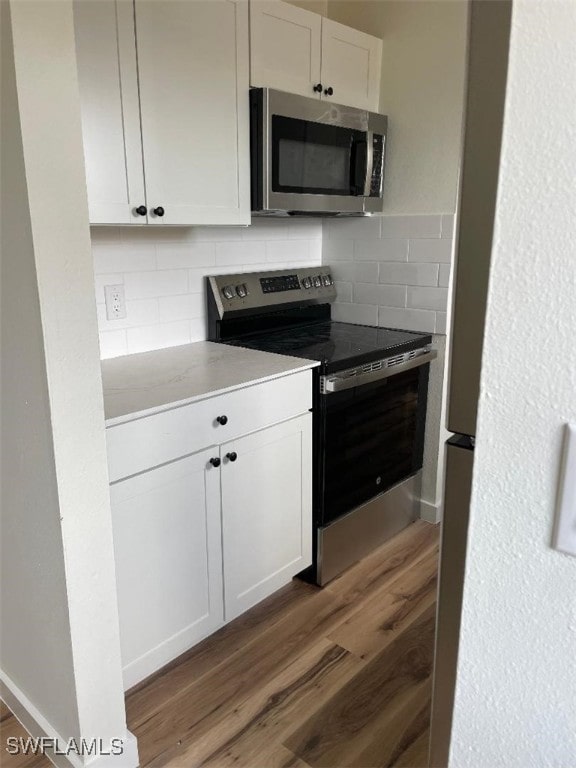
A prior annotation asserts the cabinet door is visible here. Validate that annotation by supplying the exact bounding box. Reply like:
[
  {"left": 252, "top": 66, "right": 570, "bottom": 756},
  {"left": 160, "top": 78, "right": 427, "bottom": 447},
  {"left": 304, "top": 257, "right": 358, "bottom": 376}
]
[
  {"left": 73, "top": 0, "right": 147, "bottom": 224},
  {"left": 250, "top": 0, "right": 322, "bottom": 100},
  {"left": 134, "top": 0, "right": 250, "bottom": 226},
  {"left": 221, "top": 414, "right": 312, "bottom": 622},
  {"left": 110, "top": 448, "right": 223, "bottom": 689},
  {"left": 320, "top": 18, "right": 382, "bottom": 111}
]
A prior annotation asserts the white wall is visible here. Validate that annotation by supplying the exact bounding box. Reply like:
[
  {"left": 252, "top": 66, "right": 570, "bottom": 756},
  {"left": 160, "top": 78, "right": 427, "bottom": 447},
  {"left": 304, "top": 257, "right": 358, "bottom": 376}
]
[
  {"left": 1, "top": 2, "right": 135, "bottom": 764},
  {"left": 92, "top": 219, "right": 322, "bottom": 358},
  {"left": 449, "top": 1, "right": 576, "bottom": 764},
  {"left": 0, "top": 0, "right": 80, "bottom": 742}
]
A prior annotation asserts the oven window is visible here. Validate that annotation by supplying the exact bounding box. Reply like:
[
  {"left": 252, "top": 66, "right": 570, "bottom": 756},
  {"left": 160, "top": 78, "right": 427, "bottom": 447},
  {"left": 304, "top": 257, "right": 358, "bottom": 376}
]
[
  {"left": 272, "top": 115, "right": 365, "bottom": 196},
  {"left": 320, "top": 367, "right": 428, "bottom": 526}
]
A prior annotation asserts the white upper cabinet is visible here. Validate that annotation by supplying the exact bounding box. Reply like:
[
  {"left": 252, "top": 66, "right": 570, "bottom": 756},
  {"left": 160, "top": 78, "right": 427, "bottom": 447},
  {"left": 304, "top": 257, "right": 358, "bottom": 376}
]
[
  {"left": 250, "top": 0, "right": 322, "bottom": 100},
  {"left": 135, "top": 0, "right": 250, "bottom": 226},
  {"left": 249, "top": 0, "right": 382, "bottom": 111},
  {"left": 74, "top": 0, "right": 146, "bottom": 224},
  {"left": 74, "top": 0, "right": 250, "bottom": 226},
  {"left": 320, "top": 18, "right": 382, "bottom": 111}
]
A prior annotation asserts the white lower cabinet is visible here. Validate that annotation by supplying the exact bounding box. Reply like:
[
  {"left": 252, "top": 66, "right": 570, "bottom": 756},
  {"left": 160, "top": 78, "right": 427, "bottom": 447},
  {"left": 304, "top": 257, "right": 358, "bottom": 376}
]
[
  {"left": 108, "top": 373, "right": 313, "bottom": 690},
  {"left": 221, "top": 414, "right": 312, "bottom": 621},
  {"left": 111, "top": 448, "right": 223, "bottom": 690}
]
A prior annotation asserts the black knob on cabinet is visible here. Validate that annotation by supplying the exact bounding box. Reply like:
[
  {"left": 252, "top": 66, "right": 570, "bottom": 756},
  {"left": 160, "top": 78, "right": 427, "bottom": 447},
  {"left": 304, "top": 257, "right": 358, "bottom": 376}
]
[
  {"left": 216, "top": 415, "right": 228, "bottom": 425},
  {"left": 135, "top": 205, "right": 147, "bottom": 216},
  {"left": 152, "top": 206, "right": 165, "bottom": 217},
  {"left": 226, "top": 452, "right": 238, "bottom": 463},
  {"left": 210, "top": 457, "right": 221, "bottom": 468},
  {"left": 313, "top": 83, "right": 323, "bottom": 93},
  {"left": 324, "top": 86, "right": 334, "bottom": 96}
]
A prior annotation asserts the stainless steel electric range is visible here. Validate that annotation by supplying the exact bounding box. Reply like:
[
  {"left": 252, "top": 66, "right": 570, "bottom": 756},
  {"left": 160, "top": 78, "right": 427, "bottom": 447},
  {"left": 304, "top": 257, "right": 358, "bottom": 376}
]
[{"left": 207, "top": 267, "right": 436, "bottom": 585}]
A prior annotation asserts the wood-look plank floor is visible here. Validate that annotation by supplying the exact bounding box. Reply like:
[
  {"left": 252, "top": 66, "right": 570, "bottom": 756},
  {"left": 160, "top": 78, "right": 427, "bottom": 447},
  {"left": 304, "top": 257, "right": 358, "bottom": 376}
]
[{"left": 1, "top": 520, "right": 438, "bottom": 768}]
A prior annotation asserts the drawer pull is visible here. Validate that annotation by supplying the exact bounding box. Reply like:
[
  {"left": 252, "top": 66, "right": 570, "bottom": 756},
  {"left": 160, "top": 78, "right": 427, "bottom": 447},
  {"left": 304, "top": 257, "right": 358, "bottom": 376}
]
[
  {"left": 216, "top": 415, "right": 228, "bottom": 425},
  {"left": 209, "top": 457, "right": 221, "bottom": 468},
  {"left": 226, "top": 452, "right": 238, "bottom": 463}
]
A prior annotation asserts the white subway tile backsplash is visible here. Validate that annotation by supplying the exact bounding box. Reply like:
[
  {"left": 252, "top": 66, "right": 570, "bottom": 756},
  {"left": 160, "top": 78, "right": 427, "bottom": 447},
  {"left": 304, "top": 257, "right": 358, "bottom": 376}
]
[
  {"left": 435, "top": 312, "right": 448, "bottom": 334},
  {"left": 355, "top": 238, "right": 408, "bottom": 262},
  {"left": 334, "top": 281, "right": 353, "bottom": 303},
  {"left": 323, "top": 239, "right": 355, "bottom": 262},
  {"left": 354, "top": 282, "right": 406, "bottom": 308},
  {"left": 215, "top": 241, "right": 266, "bottom": 266},
  {"left": 407, "top": 286, "right": 449, "bottom": 311},
  {"left": 266, "top": 240, "right": 311, "bottom": 263},
  {"left": 92, "top": 221, "right": 322, "bottom": 358},
  {"left": 320, "top": 213, "right": 455, "bottom": 337},
  {"left": 408, "top": 238, "right": 452, "bottom": 263},
  {"left": 288, "top": 219, "right": 323, "bottom": 240},
  {"left": 98, "top": 329, "right": 128, "bottom": 359},
  {"left": 330, "top": 261, "right": 379, "bottom": 284},
  {"left": 124, "top": 269, "right": 189, "bottom": 300},
  {"left": 241, "top": 220, "right": 289, "bottom": 241},
  {"left": 188, "top": 266, "right": 229, "bottom": 293},
  {"left": 438, "top": 263, "right": 452, "bottom": 287},
  {"left": 378, "top": 306, "right": 436, "bottom": 334},
  {"left": 126, "top": 321, "right": 192, "bottom": 355},
  {"left": 441, "top": 214, "right": 456, "bottom": 239},
  {"left": 96, "top": 298, "right": 159, "bottom": 332},
  {"left": 325, "top": 216, "right": 381, "bottom": 240},
  {"left": 156, "top": 242, "right": 216, "bottom": 270},
  {"left": 380, "top": 215, "right": 442, "bottom": 239},
  {"left": 158, "top": 293, "right": 204, "bottom": 323},
  {"left": 92, "top": 242, "right": 156, "bottom": 274},
  {"left": 94, "top": 273, "right": 124, "bottom": 304},
  {"left": 353, "top": 262, "right": 379, "bottom": 283},
  {"left": 379, "top": 262, "right": 439, "bottom": 287},
  {"left": 190, "top": 317, "right": 207, "bottom": 342},
  {"left": 331, "top": 303, "right": 378, "bottom": 326}
]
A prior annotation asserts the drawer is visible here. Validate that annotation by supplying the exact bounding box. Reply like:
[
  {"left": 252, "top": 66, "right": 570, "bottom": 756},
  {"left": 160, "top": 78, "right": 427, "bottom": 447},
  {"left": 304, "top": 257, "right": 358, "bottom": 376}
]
[{"left": 107, "top": 369, "right": 312, "bottom": 482}]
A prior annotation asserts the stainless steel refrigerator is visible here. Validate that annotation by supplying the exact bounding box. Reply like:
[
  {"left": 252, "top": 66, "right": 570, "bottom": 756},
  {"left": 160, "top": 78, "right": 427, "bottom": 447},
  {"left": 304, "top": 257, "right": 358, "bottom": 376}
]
[{"left": 429, "top": 2, "right": 512, "bottom": 765}]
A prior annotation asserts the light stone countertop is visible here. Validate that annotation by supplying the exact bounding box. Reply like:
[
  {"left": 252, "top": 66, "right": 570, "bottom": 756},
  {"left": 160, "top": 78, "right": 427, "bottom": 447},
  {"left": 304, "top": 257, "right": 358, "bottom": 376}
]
[{"left": 101, "top": 341, "right": 319, "bottom": 426}]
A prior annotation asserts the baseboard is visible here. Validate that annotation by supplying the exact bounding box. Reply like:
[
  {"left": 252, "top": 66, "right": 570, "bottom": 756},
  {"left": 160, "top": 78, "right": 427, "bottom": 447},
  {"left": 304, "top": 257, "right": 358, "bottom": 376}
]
[
  {"left": 0, "top": 669, "right": 139, "bottom": 768},
  {"left": 420, "top": 498, "right": 443, "bottom": 524}
]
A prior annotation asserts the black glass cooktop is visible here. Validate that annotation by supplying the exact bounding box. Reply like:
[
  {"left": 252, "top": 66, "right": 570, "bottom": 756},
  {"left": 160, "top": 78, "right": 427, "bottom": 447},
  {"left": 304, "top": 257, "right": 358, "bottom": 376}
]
[{"left": 226, "top": 321, "right": 432, "bottom": 374}]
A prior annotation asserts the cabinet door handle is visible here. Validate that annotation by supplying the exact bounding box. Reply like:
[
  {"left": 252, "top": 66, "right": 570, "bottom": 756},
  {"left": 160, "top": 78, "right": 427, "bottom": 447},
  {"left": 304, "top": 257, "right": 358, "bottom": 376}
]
[
  {"left": 313, "top": 83, "right": 323, "bottom": 93},
  {"left": 216, "top": 415, "right": 228, "bottom": 425},
  {"left": 209, "top": 457, "right": 221, "bottom": 468},
  {"left": 226, "top": 452, "right": 238, "bottom": 463},
  {"left": 152, "top": 206, "right": 165, "bottom": 217},
  {"left": 135, "top": 205, "right": 147, "bottom": 216},
  {"left": 324, "top": 86, "right": 334, "bottom": 96}
]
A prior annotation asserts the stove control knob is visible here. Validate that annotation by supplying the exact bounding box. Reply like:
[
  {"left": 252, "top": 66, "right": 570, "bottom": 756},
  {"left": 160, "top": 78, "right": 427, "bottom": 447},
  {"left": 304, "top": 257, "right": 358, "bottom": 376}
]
[
  {"left": 302, "top": 277, "right": 312, "bottom": 289},
  {"left": 236, "top": 283, "right": 248, "bottom": 298},
  {"left": 322, "top": 274, "right": 332, "bottom": 286},
  {"left": 313, "top": 275, "right": 322, "bottom": 288},
  {"left": 222, "top": 285, "right": 235, "bottom": 300}
]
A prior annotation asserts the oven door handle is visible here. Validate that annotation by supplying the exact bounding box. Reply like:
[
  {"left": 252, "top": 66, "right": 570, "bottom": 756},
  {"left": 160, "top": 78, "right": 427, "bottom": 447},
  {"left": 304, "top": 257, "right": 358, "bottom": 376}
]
[{"left": 321, "top": 349, "right": 438, "bottom": 394}]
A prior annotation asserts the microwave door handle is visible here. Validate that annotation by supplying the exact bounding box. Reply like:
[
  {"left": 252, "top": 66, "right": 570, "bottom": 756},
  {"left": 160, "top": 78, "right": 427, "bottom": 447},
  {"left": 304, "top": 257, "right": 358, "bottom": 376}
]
[
  {"left": 363, "top": 131, "right": 374, "bottom": 197},
  {"left": 351, "top": 138, "right": 367, "bottom": 195}
]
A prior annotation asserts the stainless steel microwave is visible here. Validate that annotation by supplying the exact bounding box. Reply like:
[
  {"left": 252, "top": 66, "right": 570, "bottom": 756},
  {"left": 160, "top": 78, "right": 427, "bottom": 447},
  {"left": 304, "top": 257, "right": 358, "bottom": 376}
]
[{"left": 250, "top": 88, "right": 388, "bottom": 217}]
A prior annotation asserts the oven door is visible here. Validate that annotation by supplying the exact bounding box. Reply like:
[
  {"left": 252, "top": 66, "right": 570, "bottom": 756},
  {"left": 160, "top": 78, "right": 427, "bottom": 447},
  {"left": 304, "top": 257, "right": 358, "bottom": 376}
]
[
  {"left": 253, "top": 88, "right": 384, "bottom": 215},
  {"left": 318, "top": 358, "right": 432, "bottom": 526}
]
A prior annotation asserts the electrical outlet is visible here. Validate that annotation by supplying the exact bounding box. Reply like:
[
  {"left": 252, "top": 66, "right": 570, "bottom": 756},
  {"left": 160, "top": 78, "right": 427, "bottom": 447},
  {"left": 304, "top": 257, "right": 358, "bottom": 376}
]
[
  {"left": 104, "top": 284, "right": 127, "bottom": 320},
  {"left": 553, "top": 423, "right": 576, "bottom": 557}
]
